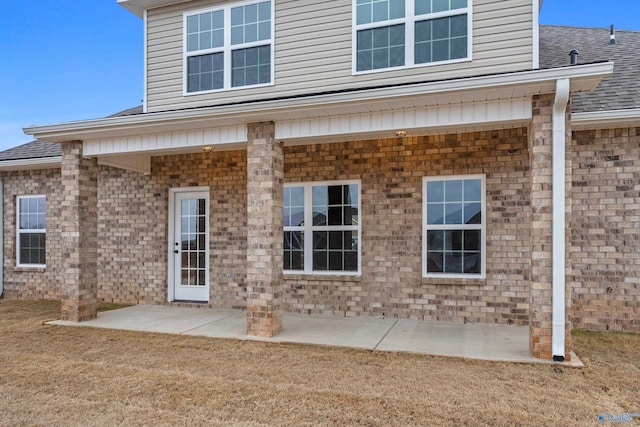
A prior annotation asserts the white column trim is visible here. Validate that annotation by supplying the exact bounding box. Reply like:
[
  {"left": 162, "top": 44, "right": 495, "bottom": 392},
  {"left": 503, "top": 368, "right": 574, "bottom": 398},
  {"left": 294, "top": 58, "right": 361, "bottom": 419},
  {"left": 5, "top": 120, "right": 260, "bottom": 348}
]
[{"left": 552, "top": 78, "right": 570, "bottom": 360}]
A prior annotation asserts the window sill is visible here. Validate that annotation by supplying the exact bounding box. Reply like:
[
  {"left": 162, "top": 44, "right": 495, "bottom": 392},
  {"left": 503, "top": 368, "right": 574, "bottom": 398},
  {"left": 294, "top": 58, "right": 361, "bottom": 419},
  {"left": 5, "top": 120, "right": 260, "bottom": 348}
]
[
  {"left": 422, "top": 276, "right": 486, "bottom": 286},
  {"left": 283, "top": 272, "right": 362, "bottom": 281},
  {"left": 14, "top": 266, "right": 46, "bottom": 273}
]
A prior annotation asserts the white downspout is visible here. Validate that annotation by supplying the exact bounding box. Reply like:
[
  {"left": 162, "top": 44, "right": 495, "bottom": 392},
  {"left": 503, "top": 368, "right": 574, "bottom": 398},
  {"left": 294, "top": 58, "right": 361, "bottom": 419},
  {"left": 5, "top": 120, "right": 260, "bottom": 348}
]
[
  {"left": 552, "top": 78, "right": 570, "bottom": 361},
  {"left": 0, "top": 179, "right": 4, "bottom": 297}
]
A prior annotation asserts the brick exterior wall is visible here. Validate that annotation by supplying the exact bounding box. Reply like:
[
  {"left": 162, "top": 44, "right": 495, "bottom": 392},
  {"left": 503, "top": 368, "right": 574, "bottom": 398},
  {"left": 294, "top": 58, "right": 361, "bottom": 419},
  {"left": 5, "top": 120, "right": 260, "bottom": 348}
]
[
  {"left": 0, "top": 168, "right": 64, "bottom": 300},
  {"left": 571, "top": 127, "right": 640, "bottom": 332},
  {"left": 283, "top": 128, "right": 532, "bottom": 325}
]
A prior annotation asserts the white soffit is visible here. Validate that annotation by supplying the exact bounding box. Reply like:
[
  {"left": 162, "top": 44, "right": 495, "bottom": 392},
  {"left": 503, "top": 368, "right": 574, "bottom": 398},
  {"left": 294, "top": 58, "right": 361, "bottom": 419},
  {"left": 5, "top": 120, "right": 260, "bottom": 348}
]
[
  {"left": 118, "top": 0, "right": 190, "bottom": 17},
  {"left": 83, "top": 125, "right": 247, "bottom": 157},
  {"left": 277, "top": 98, "right": 532, "bottom": 144}
]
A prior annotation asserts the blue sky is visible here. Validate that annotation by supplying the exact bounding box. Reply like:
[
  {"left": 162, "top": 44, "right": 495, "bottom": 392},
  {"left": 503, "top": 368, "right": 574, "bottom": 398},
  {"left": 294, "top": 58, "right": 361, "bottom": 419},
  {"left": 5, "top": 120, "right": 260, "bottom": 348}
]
[{"left": 0, "top": 0, "right": 639, "bottom": 151}]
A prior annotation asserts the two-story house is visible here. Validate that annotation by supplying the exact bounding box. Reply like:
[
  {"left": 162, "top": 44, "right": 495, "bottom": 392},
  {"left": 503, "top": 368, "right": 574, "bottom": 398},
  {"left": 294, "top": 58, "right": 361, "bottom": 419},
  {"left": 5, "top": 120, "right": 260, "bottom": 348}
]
[{"left": 0, "top": 0, "right": 638, "bottom": 361}]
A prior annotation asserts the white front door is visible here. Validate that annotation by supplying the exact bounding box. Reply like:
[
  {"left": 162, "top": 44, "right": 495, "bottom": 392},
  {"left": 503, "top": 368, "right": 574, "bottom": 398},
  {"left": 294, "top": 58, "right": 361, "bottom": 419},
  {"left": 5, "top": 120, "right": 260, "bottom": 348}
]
[{"left": 169, "top": 189, "right": 210, "bottom": 302}]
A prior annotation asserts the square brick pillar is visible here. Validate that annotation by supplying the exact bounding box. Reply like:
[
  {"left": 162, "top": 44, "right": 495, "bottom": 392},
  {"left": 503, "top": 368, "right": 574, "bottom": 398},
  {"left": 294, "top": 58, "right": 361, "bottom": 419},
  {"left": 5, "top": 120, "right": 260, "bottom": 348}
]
[
  {"left": 60, "top": 141, "right": 99, "bottom": 322},
  {"left": 529, "top": 94, "right": 572, "bottom": 360},
  {"left": 246, "top": 122, "right": 284, "bottom": 337}
]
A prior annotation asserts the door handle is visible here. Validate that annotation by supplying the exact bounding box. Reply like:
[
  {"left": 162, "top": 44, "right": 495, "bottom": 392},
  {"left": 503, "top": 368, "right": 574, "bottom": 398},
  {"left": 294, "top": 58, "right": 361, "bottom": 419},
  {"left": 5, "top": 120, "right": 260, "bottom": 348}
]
[{"left": 174, "top": 250, "right": 179, "bottom": 254}]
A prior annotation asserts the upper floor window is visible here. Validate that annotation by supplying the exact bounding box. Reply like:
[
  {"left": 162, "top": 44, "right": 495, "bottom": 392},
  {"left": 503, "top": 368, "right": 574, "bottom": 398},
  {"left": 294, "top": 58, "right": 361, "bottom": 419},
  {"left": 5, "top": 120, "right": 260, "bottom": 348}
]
[
  {"left": 184, "top": 0, "right": 273, "bottom": 94},
  {"left": 17, "top": 195, "right": 46, "bottom": 267},
  {"left": 284, "top": 181, "right": 360, "bottom": 275},
  {"left": 354, "top": 0, "right": 471, "bottom": 73},
  {"left": 423, "top": 175, "right": 485, "bottom": 278}
]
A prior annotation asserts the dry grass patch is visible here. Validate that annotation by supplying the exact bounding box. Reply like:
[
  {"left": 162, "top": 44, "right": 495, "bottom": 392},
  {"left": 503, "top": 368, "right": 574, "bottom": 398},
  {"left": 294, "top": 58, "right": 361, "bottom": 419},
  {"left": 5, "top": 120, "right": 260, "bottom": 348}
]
[{"left": 1, "top": 299, "right": 638, "bottom": 426}]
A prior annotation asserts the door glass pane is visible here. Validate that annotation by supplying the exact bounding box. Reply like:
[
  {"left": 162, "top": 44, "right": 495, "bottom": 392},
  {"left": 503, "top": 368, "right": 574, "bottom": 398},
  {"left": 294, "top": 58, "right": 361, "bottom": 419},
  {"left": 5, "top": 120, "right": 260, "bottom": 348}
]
[{"left": 180, "top": 197, "right": 207, "bottom": 287}]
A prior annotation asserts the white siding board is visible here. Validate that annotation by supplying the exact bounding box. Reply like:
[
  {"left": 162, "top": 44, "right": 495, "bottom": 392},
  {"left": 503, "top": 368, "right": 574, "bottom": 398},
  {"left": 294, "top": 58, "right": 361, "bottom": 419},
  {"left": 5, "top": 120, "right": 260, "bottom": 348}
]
[{"left": 145, "top": 0, "right": 534, "bottom": 112}]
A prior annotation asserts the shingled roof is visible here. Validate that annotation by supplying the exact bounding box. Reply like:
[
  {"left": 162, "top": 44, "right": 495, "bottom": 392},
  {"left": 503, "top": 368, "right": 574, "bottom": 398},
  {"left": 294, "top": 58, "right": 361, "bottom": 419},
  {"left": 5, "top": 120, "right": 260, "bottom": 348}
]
[
  {"left": 1, "top": 25, "right": 638, "bottom": 163},
  {"left": 540, "top": 25, "right": 640, "bottom": 113},
  {"left": 0, "top": 140, "right": 62, "bottom": 161}
]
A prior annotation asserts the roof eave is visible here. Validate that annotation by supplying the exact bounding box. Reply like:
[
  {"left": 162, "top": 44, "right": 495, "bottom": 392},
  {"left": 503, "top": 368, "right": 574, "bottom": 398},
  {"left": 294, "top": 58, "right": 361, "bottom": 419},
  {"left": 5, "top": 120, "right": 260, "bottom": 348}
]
[
  {"left": 24, "top": 62, "right": 614, "bottom": 143},
  {"left": 0, "top": 156, "right": 62, "bottom": 172},
  {"left": 117, "top": 0, "right": 190, "bottom": 18},
  {"left": 572, "top": 108, "right": 640, "bottom": 130}
]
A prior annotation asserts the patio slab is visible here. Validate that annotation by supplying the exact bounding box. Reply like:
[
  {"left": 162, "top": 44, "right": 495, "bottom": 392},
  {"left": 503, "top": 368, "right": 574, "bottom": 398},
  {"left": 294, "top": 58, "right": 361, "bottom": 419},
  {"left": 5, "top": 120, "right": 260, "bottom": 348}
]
[{"left": 49, "top": 305, "right": 582, "bottom": 366}]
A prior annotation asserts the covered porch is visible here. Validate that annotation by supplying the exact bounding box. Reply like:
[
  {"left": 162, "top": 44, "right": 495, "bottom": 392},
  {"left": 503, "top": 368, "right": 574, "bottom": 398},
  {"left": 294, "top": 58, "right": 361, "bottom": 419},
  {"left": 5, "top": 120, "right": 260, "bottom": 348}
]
[{"left": 25, "top": 63, "right": 614, "bottom": 362}]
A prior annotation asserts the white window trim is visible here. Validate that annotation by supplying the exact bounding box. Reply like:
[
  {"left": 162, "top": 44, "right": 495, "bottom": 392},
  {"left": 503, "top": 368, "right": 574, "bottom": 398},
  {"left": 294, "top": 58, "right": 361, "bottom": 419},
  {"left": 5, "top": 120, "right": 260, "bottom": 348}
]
[
  {"left": 183, "top": 0, "right": 275, "bottom": 96},
  {"left": 16, "top": 195, "right": 46, "bottom": 268},
  {"left": 351, "top": 0, "right": 473, "bottom": 75},
  {"left": 284, "top": 180, "right": 362, "bottom": 276},
  {"left": 422, "top": 174, "right": 486, "bottom": 279}
]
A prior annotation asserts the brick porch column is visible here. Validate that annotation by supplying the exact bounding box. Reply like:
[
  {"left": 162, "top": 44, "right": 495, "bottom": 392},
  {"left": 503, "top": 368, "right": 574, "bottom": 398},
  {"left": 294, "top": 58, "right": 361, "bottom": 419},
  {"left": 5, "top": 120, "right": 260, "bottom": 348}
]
[
  {"left": 60, "top": 141, "right": 98, "bottom": 321},
  {"left": 529, "top": 94, "right": 572, "bottom": 360},
  {"left": 246, "top": 122, "right": 284, "bottom": 337}
]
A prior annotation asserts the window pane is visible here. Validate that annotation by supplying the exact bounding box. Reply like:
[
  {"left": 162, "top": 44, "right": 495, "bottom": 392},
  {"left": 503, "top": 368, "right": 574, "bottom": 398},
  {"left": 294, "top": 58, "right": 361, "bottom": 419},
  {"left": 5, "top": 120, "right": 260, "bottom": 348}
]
[
  {"left": 464, "top": 202, "right": 481, "bottom": 224},
  {"left": 433, "top": 0, "right": 449, "bottom": 13},
  {"left": 427, "top": 202, "right": 444, "bottom": 224},
  {"left": 357, "top": 4, "right": 372, "bottom": 25},
  {"left": 415, "top": 0, "right": 431, "bottom": 15},
  {"left": 451, "top": 0, "right": 467, "bottom": 9},
  {"left": 427, "top": 251, "right": 443, "bottom": 273},
  {"left": 444, "top": 252, "right": 463, "bottom": 273},
  {"left": 450, "top": 14, "right": 467, "bottom": 37},
  {"left": 445, "top": 202, "right": 462, "bottom": 224},
  {"left": 450, "top": 37, "right": 467, "bottom": 60},
  {"left": 389, "top": 0, "right": 405, "bottom": 19},
  {"left": 313, "top": 250, "right": 328, "bottom": 270},
  {"left": 444, "top": 180, "right": 462, "bottom": 202},
  {"left": 231, "top": 46, "right": 271, "bottom": 87},
  {"left": 357, "top": 24, "right": 404, "bottom": 71},
  {"left": 427, "top": 181, "right": 444, "bottom": 202}
]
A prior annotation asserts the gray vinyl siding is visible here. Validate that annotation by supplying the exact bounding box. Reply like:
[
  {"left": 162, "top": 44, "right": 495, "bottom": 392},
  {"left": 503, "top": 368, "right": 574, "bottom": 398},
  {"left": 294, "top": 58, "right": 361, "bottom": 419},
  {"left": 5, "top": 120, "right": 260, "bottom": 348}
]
[{"left": 146, "top": 0, "right": 534, "bottom": 112}]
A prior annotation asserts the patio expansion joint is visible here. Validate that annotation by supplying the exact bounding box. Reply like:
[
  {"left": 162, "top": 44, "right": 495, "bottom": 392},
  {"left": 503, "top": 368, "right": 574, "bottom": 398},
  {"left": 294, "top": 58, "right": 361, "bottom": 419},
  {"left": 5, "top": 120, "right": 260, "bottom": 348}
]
[
  {"left": 373, "top": 319, "right": 398, "bottom": 351},
  {"left": 178, "top": 311, "right": 245, "bottom": 335}
]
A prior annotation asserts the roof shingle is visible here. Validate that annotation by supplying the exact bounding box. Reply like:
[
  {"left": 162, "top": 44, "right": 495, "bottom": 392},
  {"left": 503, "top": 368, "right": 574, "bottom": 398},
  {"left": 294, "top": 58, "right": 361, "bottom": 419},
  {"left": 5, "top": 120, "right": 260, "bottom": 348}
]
[{"left": 540, "top": 25, "right": 640, "bottom": 112}]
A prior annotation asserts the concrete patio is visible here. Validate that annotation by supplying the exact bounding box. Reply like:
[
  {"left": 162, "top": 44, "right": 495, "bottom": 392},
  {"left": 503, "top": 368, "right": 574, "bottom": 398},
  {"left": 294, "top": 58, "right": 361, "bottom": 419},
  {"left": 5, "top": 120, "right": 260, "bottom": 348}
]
[{"left": 50, "top": 305, "right": 582, "bottom": 366}]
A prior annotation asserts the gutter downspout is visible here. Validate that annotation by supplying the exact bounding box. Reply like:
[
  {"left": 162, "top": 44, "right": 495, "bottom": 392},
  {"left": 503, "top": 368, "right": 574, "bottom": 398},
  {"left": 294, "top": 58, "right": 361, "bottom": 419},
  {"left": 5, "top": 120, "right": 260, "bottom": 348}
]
[{"left": 552, "top": 78, "right": 570, "bottom": 361}]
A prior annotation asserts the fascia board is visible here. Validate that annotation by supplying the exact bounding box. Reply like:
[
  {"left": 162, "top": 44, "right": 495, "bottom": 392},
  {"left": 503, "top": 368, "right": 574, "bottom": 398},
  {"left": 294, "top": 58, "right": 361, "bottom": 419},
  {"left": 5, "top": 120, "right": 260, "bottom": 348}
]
[
  {"left": 0, "top": 157, "right": 62, "bottom": 171},
  {"left": 24, "top": 63, "right": 614, "bottom": 143},
  {"left": 572, "top": 108, "right": 640, "bottom": 129}
]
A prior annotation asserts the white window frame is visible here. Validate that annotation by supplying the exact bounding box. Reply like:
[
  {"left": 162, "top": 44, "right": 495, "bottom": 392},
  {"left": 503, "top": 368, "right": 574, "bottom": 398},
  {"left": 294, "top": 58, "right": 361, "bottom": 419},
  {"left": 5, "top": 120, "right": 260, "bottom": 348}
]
[
  {"left": 422, "top": 174, "right": 485, "bottom": 279},
  {"left": 16, "top": 195, "right": 46, "bottom": 268},
  {"left": 284, "top": 180, "right": 361, "bottom": 276},
  {"left": 183, "top": 0, "right": 275, "bottom": 95},
  {"left": 352, "top": 0, "right": 473, "bottom": 74}
]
